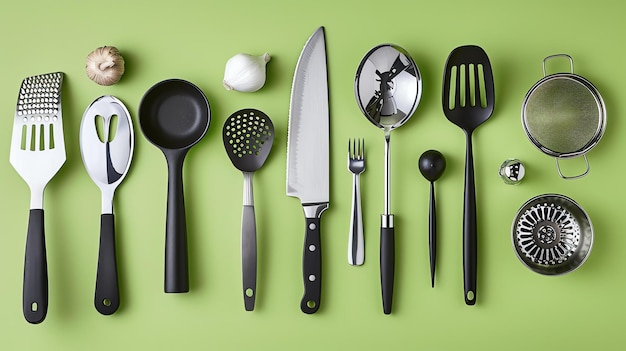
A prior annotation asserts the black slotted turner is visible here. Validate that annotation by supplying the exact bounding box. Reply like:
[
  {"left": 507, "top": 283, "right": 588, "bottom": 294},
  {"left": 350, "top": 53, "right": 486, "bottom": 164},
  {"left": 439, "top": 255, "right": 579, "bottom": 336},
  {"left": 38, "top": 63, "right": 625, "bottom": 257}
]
[{"left": 442, "top": 45, "right": 494, "bottom": 305}]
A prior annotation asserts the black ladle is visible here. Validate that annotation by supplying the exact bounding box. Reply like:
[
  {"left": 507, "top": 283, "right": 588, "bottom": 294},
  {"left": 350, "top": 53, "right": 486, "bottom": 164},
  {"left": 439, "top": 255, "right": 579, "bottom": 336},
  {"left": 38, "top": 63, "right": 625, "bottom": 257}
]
[
  {"left": 139, "top": 79, "right": 210, "bottom": 293},
  {"left": 418, "top": 150, "right": 446, "bottom": 288}
]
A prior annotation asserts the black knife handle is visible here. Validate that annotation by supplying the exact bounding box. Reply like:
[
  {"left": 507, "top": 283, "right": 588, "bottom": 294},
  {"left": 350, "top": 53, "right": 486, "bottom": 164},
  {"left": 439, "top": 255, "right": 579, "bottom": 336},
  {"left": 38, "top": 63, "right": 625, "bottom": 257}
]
[
  {"left": 95, "top": 214, "right": 120, "bottom": 315},
  {"left": 380, "top": 215, "right": 394, "bottom": 315},
  {"left": 301, "top": 217, "right": 322, "bottom": 314},
  {"left": 23, "top": 209, "right": 48, "bottom": 324}
]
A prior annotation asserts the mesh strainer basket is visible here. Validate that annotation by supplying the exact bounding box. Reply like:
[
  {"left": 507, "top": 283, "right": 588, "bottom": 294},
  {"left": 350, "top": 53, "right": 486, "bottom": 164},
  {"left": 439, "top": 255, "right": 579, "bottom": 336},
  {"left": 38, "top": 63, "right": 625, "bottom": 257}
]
[
  {"left": 521, "top": 54, "right": 606, "bottom": 179},
  {"left": 512, "top": 194, "right": 593, "bottom": 275}
]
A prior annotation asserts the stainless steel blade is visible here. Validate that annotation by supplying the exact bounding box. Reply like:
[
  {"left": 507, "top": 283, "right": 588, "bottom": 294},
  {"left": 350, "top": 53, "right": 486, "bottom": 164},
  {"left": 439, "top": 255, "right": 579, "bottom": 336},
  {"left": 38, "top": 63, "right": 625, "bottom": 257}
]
[{"left": 286, "top": 26, "right": 329, "bottom": 205}]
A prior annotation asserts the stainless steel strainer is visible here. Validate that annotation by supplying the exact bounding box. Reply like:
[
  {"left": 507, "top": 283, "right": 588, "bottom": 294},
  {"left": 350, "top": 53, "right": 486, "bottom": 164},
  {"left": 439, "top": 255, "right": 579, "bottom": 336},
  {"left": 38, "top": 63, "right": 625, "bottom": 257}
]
[
  {"left": 512, "top": 194, "right": 593, "bottom": 275},
  {"left": 521, "top": 54, "right": 606, "bottom": 179}
]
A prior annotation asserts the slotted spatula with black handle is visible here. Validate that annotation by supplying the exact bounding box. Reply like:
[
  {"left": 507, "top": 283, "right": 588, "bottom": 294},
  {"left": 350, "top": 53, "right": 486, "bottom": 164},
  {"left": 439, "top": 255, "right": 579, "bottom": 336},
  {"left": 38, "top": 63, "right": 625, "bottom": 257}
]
[{"left": 442, "top": 45, "right": 494, "bottom": 305}]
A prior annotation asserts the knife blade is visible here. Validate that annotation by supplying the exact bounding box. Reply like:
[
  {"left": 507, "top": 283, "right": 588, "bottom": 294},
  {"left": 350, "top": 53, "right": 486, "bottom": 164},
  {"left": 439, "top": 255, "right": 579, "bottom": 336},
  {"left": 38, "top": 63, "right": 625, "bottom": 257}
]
[{"left": 286, "top": 26, "right": 329, "bottom": 314}]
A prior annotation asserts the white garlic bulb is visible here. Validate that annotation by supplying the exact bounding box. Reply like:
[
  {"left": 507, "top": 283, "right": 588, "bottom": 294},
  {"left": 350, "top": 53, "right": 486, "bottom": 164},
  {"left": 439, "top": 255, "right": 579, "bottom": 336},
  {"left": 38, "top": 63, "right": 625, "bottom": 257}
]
[
  {"left": 86, "top": 46, "right": 125, "bottom": 86},
  {"left": 223, "top": 53, "right": 271, "bottom": 92}
]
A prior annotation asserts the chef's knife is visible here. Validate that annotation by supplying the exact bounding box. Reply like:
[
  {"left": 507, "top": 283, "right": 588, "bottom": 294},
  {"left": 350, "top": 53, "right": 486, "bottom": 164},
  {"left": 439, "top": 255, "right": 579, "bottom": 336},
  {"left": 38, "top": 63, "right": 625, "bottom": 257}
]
[{"left": 286, "top": 26, "right": 329, "bottom": 314}]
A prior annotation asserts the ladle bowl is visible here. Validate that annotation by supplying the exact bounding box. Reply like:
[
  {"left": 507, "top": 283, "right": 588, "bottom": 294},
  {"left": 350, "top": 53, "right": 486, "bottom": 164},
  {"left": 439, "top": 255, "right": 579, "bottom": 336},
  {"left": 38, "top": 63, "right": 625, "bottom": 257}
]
[
  {"left": 139, "top": 79, "right": 211, "bottom": 293},
  {"left": 355, "top": 44, "right": 422, "bottom": 314}
]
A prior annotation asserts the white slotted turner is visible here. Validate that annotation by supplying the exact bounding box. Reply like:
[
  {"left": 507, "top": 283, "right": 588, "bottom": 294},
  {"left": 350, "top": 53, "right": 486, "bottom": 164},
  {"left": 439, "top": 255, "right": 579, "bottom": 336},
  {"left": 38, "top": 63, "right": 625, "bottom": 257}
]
[{"left": 9, "top": 72, "right": 65, "bottom": 324}]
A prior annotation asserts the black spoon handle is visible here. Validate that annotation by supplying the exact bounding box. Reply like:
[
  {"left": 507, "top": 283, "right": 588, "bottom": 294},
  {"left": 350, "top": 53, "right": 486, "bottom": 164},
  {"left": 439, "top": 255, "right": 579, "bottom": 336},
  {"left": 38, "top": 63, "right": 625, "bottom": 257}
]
[
  {"left": 463, "top": 135, "right": 477, "bottom": 305},
  {"left": 380, "top": 215, "right": 394, "bottom": 314},
  {"left": 95, "top": 214, "right": 119, "bottom": 315},
  {"left": 23, "top": 209, "right": 48, "bottom": 324},
  {"left": 165, "top": 150, "right": 189, "bottom": 293},
  {"left": 429, "top": 182, "right": 436, "bottom": 288}
]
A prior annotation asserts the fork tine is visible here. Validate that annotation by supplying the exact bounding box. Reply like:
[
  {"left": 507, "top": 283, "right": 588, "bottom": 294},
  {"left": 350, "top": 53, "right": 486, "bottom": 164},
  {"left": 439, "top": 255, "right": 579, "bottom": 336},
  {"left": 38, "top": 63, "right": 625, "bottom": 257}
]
[
  {"left": 360, "top": 139, "right": 364, "bottom": 160},
  {"left": 348, "top": 139, "right": 350, "bottom": 157},
  {"left": 350, "top": 138, "right": 354, "bottom": 158}
]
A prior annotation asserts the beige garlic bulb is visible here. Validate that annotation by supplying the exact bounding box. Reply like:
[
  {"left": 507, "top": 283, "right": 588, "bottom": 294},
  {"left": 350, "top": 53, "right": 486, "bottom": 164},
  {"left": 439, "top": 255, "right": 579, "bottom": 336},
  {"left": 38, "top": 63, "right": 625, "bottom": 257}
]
[
  {"left": 223, "top": 53, "right": 271, "bottom": 92},
  {"left": 86, "top": 46, "right": 125, "bottom": 86}
]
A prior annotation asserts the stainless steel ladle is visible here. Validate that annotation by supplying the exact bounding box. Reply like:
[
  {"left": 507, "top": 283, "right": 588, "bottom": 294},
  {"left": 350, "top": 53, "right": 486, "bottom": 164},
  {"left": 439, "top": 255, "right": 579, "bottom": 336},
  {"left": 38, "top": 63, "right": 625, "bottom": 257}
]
[{"left": 355, "top": 44, "right": 422, "bottom": 314}]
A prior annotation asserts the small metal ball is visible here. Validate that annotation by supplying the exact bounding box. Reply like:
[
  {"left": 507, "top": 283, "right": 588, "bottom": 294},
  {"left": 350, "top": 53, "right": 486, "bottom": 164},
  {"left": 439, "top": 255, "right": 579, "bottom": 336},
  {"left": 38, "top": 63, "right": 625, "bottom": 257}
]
[{"left": 499, "top": 159, "right": 525, "bottom": 185}]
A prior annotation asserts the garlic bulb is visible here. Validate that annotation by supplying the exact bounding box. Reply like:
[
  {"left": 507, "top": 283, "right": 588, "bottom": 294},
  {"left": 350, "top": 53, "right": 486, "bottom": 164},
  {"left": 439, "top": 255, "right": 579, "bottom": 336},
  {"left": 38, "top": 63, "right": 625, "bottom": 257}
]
[
  {"left": 223, "top": 53, "right": 270, "bottom": 92},
  {"left": 86, "top": 46, "right": 125, "bottom": 86}
]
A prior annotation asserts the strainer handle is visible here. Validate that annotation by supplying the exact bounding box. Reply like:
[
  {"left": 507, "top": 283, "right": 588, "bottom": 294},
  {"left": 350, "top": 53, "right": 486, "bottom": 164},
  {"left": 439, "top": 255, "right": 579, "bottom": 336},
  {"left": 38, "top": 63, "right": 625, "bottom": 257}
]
[
  {"left": 542, "top": 54, "right": 574, "bottom": 77},
  {"left": 556, "top": 155, "right": 590, "bottom": 179}
]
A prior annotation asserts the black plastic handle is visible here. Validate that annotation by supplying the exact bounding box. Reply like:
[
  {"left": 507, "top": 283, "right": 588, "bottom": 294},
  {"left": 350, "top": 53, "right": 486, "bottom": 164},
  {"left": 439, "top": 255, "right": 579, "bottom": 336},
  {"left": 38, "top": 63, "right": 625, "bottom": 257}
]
[
  {"left": 463, "top": 135, "right": 477, "bottom": 305},
  {"left": 301, "top": 217, "right": 321, "bottom": 314},
  {"left": 429, "top": 182, "right": 437, "bottom": 288},
  {"left": 95, "top": 214, "right": 119, "bottom": 315},
  {"left": 23, "top": 209, "right": 48, "bottom": 324},
  {"left": 380, "top": 218, "right": 394, "bottom": 315},
  {"left": 164, "top": 150, "right": 189, "bottom": 293},
  {"left": 242, "top": 205, "right": 257, "bottom": 311}
]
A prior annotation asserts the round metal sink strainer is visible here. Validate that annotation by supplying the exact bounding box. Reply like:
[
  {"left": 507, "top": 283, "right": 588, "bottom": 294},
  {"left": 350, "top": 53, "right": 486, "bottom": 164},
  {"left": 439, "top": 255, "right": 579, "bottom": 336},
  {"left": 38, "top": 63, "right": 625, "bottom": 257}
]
[
  {"left": 512, "top": 194, "right": 593, "bottom": 275},
  {"left": 521, "top": 54, "right": 606, "bottom": 179}
]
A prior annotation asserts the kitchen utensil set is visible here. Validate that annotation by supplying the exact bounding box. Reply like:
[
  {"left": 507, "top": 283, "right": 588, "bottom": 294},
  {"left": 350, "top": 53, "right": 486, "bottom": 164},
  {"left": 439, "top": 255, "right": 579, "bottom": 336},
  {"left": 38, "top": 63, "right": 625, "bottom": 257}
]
[{"left": 8, "top": 27, "right": 604, "bottom": 323}]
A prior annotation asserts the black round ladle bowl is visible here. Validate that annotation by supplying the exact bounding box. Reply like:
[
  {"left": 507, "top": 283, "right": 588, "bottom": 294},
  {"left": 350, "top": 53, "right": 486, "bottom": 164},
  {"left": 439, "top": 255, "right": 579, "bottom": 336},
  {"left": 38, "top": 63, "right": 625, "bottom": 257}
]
[
  {"left": 139, "top": 79, "right": 211, "bottom": 293},
  {"left": 140, "top": 79, "right": 210, "bottom": 150}
]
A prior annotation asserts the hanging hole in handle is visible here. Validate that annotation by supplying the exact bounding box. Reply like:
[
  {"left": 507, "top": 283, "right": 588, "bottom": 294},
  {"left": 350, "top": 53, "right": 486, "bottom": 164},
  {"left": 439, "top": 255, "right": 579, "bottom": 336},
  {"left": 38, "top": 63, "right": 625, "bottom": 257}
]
[
  {"left": 306, "top": 300, "right": 316, "bottom": 309},
  {"left": 542, "top": 54, "right": 574, "bottom": 77},
  {"left": 102, "top": 298, "right": 111, "bottom": 307},
  {"left": 556, "top": 154, "right": 590, "bottom": 179},
  {"left": 31, "top": 302, "right": 38, "bottom": 312},
  {"left": 466, "top": 291, "right": 475, "bottom": 302},
  {"left": 245, "top": 288, "right": 254, "bottom": 298}
]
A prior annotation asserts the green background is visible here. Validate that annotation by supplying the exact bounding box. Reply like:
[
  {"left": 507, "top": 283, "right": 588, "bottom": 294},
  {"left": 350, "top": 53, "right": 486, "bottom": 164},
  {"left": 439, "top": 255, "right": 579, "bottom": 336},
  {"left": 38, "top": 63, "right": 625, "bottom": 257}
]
[{"left": 0, "top": 0, "right": 622, "bottom": 349}]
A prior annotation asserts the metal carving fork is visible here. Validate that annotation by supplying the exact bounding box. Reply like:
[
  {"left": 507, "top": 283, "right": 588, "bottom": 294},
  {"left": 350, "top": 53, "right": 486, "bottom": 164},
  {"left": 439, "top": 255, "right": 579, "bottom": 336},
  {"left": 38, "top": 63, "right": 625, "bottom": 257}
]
[{"left": 9, "top": 72, "right": 65, "bottom": 324}]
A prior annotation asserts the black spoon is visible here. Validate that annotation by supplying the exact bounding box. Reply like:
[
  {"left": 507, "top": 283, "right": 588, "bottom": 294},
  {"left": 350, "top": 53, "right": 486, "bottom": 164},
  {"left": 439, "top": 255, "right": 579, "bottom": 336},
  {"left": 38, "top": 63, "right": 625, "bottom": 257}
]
[
  {"left": 139, "top": 79, "right": 210, "bottom": 293},
  {"left": 418, "top": 150, "right": 446, "bottom": 288}
]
